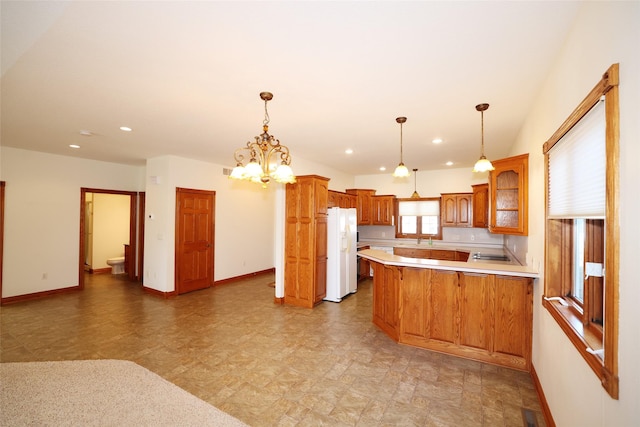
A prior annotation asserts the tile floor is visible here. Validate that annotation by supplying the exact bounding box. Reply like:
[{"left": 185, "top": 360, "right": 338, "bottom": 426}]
[{"left": 1, "top": 273, "right": 545, "bottom": 426}]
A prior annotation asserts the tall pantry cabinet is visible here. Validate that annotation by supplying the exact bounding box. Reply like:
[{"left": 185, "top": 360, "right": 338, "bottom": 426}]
[{"left": 284, "top": 175, "right": 329, "bottom": 308}]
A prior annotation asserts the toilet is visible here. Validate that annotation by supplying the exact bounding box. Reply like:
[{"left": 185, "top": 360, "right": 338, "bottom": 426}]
[{"left": 106, "top": 257, "right": 125, "bottom": 274}]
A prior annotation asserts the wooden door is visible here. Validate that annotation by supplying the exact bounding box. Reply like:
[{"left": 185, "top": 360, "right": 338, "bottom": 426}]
[{"left": 175, "top": 188, "right": 215, "bottom": 294}]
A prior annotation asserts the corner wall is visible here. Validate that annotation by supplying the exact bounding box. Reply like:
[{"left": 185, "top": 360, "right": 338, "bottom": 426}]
[
  {"left": 0, "top": 147, "right": 144, "bottom": 298},
  {"left": 511, "top": 2, "right": 640, "bottom": 425}
]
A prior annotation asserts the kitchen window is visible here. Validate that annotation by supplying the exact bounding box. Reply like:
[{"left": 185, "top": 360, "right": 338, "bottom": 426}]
[
  {"left": 395, "top": 198, "right": 442, "bottom": 240},
  {"left": 542, "top": 63, "right": 619, "bottom": 399}
]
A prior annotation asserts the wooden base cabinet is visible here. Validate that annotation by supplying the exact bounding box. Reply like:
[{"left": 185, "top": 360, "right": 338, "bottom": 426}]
[
  {"left": 285, "top": 175, "right": 329, "bottom": 308},
  {"left": 386, "top": 263, "right": 533, "bottom": 371},
  {"left": 372, "top": 262, "right": 399, "bottom": 341}
]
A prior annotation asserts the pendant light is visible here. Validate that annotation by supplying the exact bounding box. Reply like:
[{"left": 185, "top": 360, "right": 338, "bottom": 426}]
[
  {"left": 392, "top": 117, "right": 410, "bottom": 178},
  {"left": 472, "top": 103, "right": 495, "bottom": 172},
  {"left": 411, "top": 168, "right": 420, "bottom": 198}
]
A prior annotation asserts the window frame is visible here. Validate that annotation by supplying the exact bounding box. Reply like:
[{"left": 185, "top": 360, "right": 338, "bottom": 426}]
[
  {"left": 394, "top": 197, "right": 443, "bottom": 240},
  {"left": 542, "top": 63, "right": 619, "bottom": 399}
]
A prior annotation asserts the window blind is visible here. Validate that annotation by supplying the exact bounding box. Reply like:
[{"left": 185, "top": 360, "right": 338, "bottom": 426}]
[
  {"left": 548, "top": 100, "right": 605, "bottom": 218},
  {"left": 398, "top": 200, "right": 440, "bottom": 216}
]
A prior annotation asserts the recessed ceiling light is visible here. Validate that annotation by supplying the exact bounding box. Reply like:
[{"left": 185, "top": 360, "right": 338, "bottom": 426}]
[
  {"left": 79, "top": 130, "right": 93, "bottom": 136},
  {"left": 69, "top": 144, "right": 80, "bottom": 149},
  {"left": 379, "top": 166, "right": 386, "bottom": 171},
  {"left": 120, "top": 126, "right": 132, "bottom": 132},
  {"left": 446, "top": 161, "right": 453, "bottom": 166},
  {"left": 345, "top": 149, "right": 353, "bottom": 154},
  {"left": 432, "top": 138, "right": 443, "bottom": 144}
]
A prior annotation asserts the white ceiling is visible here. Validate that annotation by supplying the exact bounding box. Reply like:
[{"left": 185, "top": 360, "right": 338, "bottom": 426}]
[{"left": 1, "top": 1, "right": 581, "bottom": 176}]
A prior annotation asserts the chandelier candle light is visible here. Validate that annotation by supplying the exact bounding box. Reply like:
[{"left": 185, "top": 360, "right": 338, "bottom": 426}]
[
  {"left": 392, "top": 117, "right": 410, "bottom": 178},
  {"left": 229, "top": 92, "right": 296, "bottom": 186},
  {"left": 472, "top": 103, "right": 495, "bottom": 173}
]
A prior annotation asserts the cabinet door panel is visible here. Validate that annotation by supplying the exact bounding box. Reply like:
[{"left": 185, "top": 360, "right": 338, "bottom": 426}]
[
  {"left": 428, "top": 270, "right": 457, "bottom": 343},
  {"left": 489, "top": 154, "right": 528, "bottom": 235},
  {"left": 459, "top": 273, "right": 492, "bottom": 351},
  {"left": 400, "top": 268, "right": 429, "bottom": 340},
  {"left": 441, "top": 195, "right": 457, "bottom": 226},
  {"left": 372, "top": 262, "right": 386, "bottom": 324},
  {"left": 493, "top": 276, "right": 531, "bottom": 358}
]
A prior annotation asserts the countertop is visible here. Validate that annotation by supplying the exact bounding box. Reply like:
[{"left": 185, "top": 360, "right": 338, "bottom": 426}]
[{"left": 357, "top": 248, "right": 539, "bottom": 279}]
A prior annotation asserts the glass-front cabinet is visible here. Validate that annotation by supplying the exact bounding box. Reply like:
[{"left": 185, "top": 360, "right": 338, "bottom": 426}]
[{"left": 489, "top": 153, "right": 528, "bottom": 235}]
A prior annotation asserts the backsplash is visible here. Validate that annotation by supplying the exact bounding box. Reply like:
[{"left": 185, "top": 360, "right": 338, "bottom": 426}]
[{"left": 358, "top": 225, "right": 504, "bottom": 246}]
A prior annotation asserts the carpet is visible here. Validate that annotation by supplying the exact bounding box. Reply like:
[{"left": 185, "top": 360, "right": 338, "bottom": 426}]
[{"left": 0, "top": 360, "right": 248, "bottom": 426}]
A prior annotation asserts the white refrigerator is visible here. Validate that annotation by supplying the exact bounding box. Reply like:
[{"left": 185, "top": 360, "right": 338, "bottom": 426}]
[{"left": 325, "top": 207, "right": 357, "bottom": 302}]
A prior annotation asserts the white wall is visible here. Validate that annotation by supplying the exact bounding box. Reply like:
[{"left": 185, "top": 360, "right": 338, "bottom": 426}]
[
  {"left": 0, "top": 147, "right": 144, "bottom": 298},
  {"left": 143, "top": 155, "right": 275, "bottom": 292},
  {"left": 355, "top": 167, "right": 491, "bottom": 198},
  {"left": 511, "top": 2, "right": 640, "bottom": 425},
  {"left": 92, "top": 193, "right": 130, "bottom": 270},
  {"left": 143, "top": 154, "right": 356, "bottom": 294}
]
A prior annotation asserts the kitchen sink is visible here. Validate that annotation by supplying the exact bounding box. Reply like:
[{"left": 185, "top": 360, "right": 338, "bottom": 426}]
[{"left": 472, "top": 252, "right": 510, "bottom": 261}]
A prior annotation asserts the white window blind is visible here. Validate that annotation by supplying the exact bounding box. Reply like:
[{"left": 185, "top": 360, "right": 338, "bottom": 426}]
[
  {"left": 398, "top": 200, "right": 440, "bottom": 216},
  {"left": 548, "top": 100, "right": 605, "bottom": 218}
]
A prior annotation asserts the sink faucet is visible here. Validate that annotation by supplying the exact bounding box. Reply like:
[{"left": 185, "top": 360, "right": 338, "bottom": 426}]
[{"left": 417, "top": 237, "right": 422, "bottom": 245}]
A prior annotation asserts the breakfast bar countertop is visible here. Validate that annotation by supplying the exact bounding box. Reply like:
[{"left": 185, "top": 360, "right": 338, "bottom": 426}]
[{"left": 357, "top": 248, "right": 539, "bottom": 279}]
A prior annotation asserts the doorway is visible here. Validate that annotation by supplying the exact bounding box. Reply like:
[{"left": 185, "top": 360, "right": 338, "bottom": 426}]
[
  {"left": 79, "top": 188, "right": 143, "bottom": 289},
  {"left": 175, "top": 188, "right": 215, "bottom": 294}
]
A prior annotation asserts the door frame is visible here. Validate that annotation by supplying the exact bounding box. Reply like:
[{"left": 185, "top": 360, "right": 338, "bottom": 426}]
[
  {"left": 0, "top": 182, "right": 5, "bottom": 299},
  {"left": 79, "top": 188, "right": 141, "bottom": 288}
]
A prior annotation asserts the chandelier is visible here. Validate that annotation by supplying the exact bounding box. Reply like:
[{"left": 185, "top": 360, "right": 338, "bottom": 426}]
[
  {"left": 392, "top": 116, "right": 410, "bottom": 178},
  {"left": 229, "top": 92, "right": 296, "bottom": 186},
  {"left": 472, "top": 103, "right": 495, "bottom": 172}
]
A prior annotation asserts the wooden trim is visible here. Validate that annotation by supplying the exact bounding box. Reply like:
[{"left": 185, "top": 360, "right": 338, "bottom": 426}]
[
  {"left": 80, "top": 188, "right": 139, "bottom": 290},
  {"left": 213, "top": 268, "right": 276, "bottom": 286},
  {"left": 603, "top": 64, "right": 620, "bottom": 400},
  {"left": 91, "top": 267, "right": 112, "bottom": 274},
  {"left": 142, "top": 286, "right": 176, "bottom": 299},
  {"left": 137, "top": 192, "right": 146, "bottom": 282},
  {"left": 530, "top": 364, "right": 556, "bottom": 427},
  {"left": 0, "top": 181, "right": 5, "bottom": 300},
  {"left": 1, "top": 285, "right": 81, "bottom": 305},
  {"left": 273, "top": 297, "right": 284, "bottom": 305},
  {"left": 543, "top": 64, "right": 619, "bottom": 154},
  {"left": 542, "top": 63, "right": 620, "bottom": 399},
  {"left": 542, "top": 298, "right": 604, "bottom": 377}
]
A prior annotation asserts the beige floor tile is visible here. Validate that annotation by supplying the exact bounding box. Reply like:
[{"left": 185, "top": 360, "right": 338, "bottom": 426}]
[{"left": 1, "top": 272, "right": 547, "bottom": 426}]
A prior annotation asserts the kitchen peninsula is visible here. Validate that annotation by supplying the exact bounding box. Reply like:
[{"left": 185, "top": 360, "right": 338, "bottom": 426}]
[{"left": 358, "top": 248, "right": 538, "bottom": 371}]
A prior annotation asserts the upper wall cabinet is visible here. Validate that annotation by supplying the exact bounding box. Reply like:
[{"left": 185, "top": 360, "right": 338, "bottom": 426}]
[
  {"left": 489, "top": 154, "right": 529, "bottom": 235},
  {"left": 441, "top": 193, "right": 473, "bottom": 228},
  {"left": 472, "top": 184, "right": 489, "bottom": 228},
  {"left": 328, "top": 190, "right": 357, "bottom": 209},
  {"left": 372, "top": 195, "right": 395, "bottom": 226},
  {"left": 346, "top": 189, "right": 376, "bottom": 225}
]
